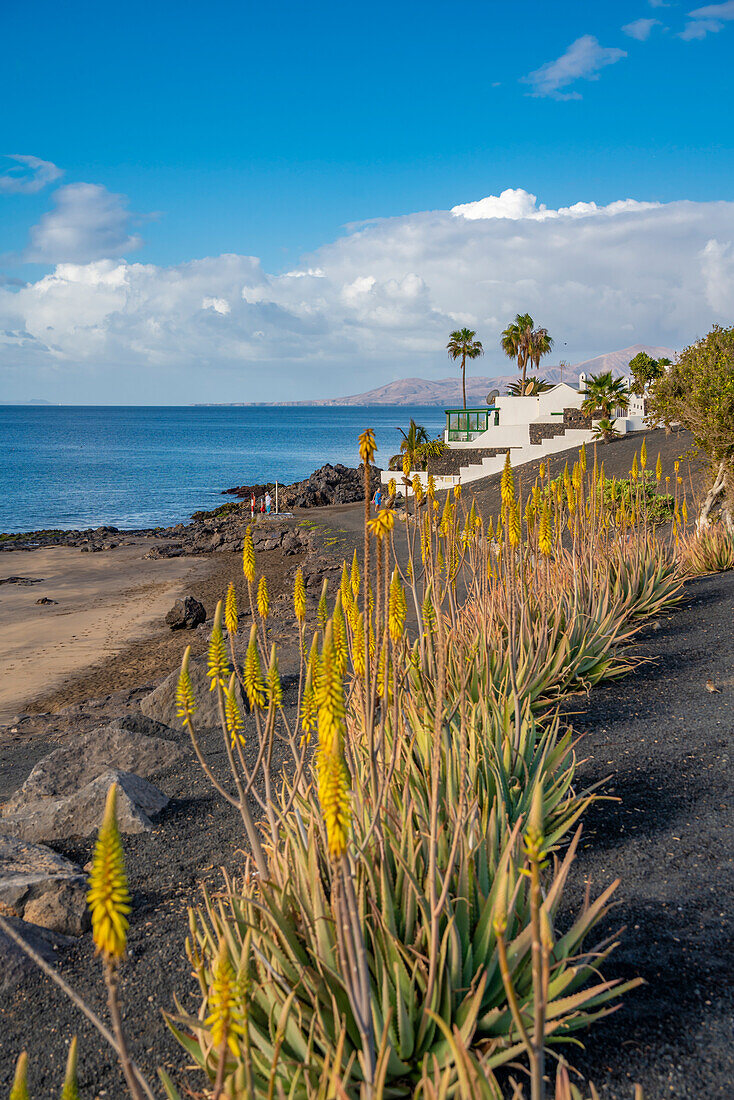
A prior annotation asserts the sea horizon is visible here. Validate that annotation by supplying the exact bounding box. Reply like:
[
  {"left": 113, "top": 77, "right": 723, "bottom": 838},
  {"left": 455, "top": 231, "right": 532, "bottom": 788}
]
[{"left": 1, "top": 403, "right": 445, "bottom": 533}]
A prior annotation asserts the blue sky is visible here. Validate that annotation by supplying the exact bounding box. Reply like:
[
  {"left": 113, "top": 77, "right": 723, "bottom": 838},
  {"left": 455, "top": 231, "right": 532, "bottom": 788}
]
[{"left": 1, "top": 0, "right": 734, "bottom": 402}]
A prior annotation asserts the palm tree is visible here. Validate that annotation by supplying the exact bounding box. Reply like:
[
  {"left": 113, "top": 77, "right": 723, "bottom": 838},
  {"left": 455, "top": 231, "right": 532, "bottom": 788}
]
[
  {"left": 528, "top": 326, "right": 554, "bottom": 377},
  {"left": 507, "top": 376, "right": 553, "bottom": 396},
  {"left": 501, "top": 313, "right": 534, "bottom": 394},
  {"left": 397, "top": 419, "right": 429, "bottom": 470},
  {"left": 581, "top": 371, "right": 630, "bottom": 420},
  {"left": 592, "top": 417, "right": 622, "bottom": 444},
  {"left": 446, "top": 328, "right": 484, "bottom": 409}
]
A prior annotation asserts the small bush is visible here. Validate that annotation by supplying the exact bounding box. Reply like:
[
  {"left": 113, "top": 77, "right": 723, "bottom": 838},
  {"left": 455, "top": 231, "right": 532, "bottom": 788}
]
[{"left": 679, "top": 525, "right": 734, "bottom": 575}]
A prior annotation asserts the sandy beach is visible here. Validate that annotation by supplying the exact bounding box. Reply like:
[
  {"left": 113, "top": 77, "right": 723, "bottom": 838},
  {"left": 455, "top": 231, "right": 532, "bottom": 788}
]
[{"left": 0, "top": 543, "right": 211, "bottom": 721}]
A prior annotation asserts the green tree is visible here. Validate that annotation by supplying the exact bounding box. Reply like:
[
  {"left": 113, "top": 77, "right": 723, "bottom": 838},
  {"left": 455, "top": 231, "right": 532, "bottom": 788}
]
[
  {"left": 628, "top": 351, "right": 664, "bottom": 396},
  {"left": 581, "top": 372, "right": 630, "bottom": 442},
  {"left": 397, "top": 419, "right": 429, "bottom": 470},
  {"left": 528, "top": 326, "right": 554, "bottom": 380},
  {"left": 446, "top": 328, "right": 484, "bottom": 409},
  {"left": 581, "top": 372, "right": 630, "bottom": 418},
  {"left": 501, "top": 312, "right": 534, "bottom": 394},
  {"left": 647, "top": 324, "right": 734, "bottom": 531}
]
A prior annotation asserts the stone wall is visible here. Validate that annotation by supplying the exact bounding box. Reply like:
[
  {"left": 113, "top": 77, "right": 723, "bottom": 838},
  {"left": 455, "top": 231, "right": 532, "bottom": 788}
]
[
  {"left": 528, "top": 422, "right": 567, "bottom": 445},
  {"left": 427, "top": 446, "right": 509, "bottom": 475},
  {"left": 563, "top": 407, "right": 596, "bottom": 429}
]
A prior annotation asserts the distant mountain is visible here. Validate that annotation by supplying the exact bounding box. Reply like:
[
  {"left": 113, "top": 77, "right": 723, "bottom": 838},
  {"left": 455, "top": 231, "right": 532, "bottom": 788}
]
[
  {"left": 2, "top": 398, "right": 57, "bottom": 405},
  {"left": 559, "top": 344, "right": 677, "bottom": 383},
  {"left": 288, "top": 375, "right": 518, "bottom": 407},
  {"left": 259, "top": 344, "right": 677, "bottom": 407}
]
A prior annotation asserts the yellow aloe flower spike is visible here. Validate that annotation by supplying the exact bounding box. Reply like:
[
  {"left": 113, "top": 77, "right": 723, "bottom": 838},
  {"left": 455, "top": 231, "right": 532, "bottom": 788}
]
[
  {"left": 10, "top": 1052, "right": 29, "bottom": 1100},
  {"left": 631, "top": 453, "right": 639, "bottom": 479},
  {"left": 317, "top": 743, "right": 351, "bottom": 861},
  {"left": 350, "top": 549, "right": 360, "bottom": 599},
  {"left": 367, "top": 508, "right": 396, "bottom": 540},
  {"left": 294, "top": 566, "right": 306, "bottom": 623},
  {"left": 579, "top": 443, "right": 587, "bottom": 472},
  {"left": 358, "top": 428, "right": 377, "bottom": 464},
  {"left": 244, "top": 624, "right": 266, "bottom": 710},
  {"left": 225, "top": 674, "right": 245, "bottom": 746},
  {"left": 640, "top": 437, "right": 647, "bottom": 470},
  {"left": 427, "top": 473, "right": 436, "bottom": 497},
  {"left": 453, "top": 482, "right": 462, "bottom": 500},
  {"left": 674, "top": 459, "right": 680, "bottom": 475},
  {"left": 402, "top": 451, "right": 411, "bottom": 477},
  {"left": 412, "top": 474, "right": 423, "bottom": 501},
  {"left": 267, "top": 644, "right": 283, "bottom": 707},
  {"left": 224, "top": 581, "right": 238, "bottom": 635},
  {"left": 316, "top": 623, "right": 345, "bottom": 758},
  {"left": 207, "top": 602, "right": 230, "bottom": 692},
  {"left": 257, "top": 575, "right": 269, "bottom": 620},
  {"left": 87, "top": 784, "right": 131, "bottom": 963},
  {"left": 656, "top": 453, "right": 662, "bottom": 482},
  {"left": 501, "top": 451, "right": 514, "bottom": 508},
  {"left": 538, "top": 504, "right": 552, "bottom": 556},
  {"left": 539, "top": 460, "right": 546, "bottom": 480},
  {"left": 388, "top": 567, "right": 406, "bottom": 643},
  {"left": 388, "top": 476, "right": 397, "bottom": 498},
  {"left": 176, "top": 645, "right": 197, "bottom": 726},
  {"left": 508, "top": 500, "right": 522, "bottom": 547},
  {"left": 242, "top": 526, "right": 255, "bottom": 583},
  {"left": 332, "top": 596, "right": 348, "bottom": 674},
  {"left": 317, "top": 578, "right": 329, "bottom": 632},
  {"left": 206, "top": 941, "right": 245, "bottom": 1058}
]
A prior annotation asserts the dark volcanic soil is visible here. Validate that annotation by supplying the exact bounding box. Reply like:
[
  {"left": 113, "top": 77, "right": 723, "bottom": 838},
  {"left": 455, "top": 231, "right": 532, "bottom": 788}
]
[{"left": 561, "top": 570, "right": 734, "bottom": 1098}]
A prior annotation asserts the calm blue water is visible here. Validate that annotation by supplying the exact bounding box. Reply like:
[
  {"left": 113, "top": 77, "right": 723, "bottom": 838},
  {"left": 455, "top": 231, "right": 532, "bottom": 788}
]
[{"left": 0, "top": 406, "right": 445, "bottom": 532}]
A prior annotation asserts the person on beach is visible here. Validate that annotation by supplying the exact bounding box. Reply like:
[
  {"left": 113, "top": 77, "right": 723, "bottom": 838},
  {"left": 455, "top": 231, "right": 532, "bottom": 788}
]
[
  {"left": 250, "top": 491, "right": 256, "bottom": 519},
  {"left": 260, "top": 496, "right": 266, "bottom": 514},
  {"left": 265, "top": 491, "right": 272, "bottom": 515},
  {"left": 372, "top": 486, "right": 382, "bottom": 512}
]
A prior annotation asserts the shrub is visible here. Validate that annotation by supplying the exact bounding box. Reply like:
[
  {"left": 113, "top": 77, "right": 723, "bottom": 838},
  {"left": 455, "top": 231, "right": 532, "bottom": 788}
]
[{"left": 679, "top": 525, "right": 734, "bottom": 575}]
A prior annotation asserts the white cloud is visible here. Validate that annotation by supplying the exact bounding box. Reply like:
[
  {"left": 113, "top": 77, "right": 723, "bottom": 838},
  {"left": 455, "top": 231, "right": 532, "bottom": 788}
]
[
  {"left": 25, "top": 183, "right": 143, "bottom": 263},
  {"left": 202, "top": 296, "right": 231, "bottom": 314},
  {"left": 2, "top": 191, "right": 734, "bottom": 400},
  {"left": 522, "top": 35, "right": 627, "bottom": 99},
  {"left": 0, "top": 154, "right": 63, "bottom": 194},
  {"left": 622, "top": 18, "right": 661, "bottom": 40},
  {"left": 451, "top": 188, "right": 659, "bottom": 221},
  {"left": 689, "top": 0, "right": 734, "bottom": 15},
  {"left": 680, "top": 0, "right": 734, "bottom": 37},
  {"left": 699, "top": 239, "right": 734, "bottom": 313}
]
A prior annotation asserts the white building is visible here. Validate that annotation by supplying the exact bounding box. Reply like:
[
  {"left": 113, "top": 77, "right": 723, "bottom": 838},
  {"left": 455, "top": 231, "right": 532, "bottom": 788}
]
[{"left": 381, "top": 375, "right": 648, "bottom": 491}]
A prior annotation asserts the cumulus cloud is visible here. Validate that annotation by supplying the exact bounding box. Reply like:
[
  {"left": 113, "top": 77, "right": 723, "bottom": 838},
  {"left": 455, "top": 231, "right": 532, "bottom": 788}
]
[
  {"left": 522, "top": 35, "right": 627, "bottom": 99},
  {"left": 25, "top": 183, "right": 143, "bottom": 263},
  {"left": 1, "top": 191, "right": 734, "bottom": 399},
  {"left": 202, "top": 296, "right": 231, "bottom": 314},
  {"left": 451, "top": 188, "right": 659, "bottom": 221},
  {"left": 622, "top": 18, "right": 661, "bottom": 40},
  {"left": 680, "top": 0, "right": 734, "bottom": 37},
  {"left": 0, "top": 154, "right": 63, "bottom": 194}
]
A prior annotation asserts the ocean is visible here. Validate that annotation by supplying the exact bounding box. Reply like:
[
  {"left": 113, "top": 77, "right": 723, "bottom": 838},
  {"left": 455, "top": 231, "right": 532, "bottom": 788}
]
[{"left": 0, "top": 405, "right": 446, "bottom": 533}]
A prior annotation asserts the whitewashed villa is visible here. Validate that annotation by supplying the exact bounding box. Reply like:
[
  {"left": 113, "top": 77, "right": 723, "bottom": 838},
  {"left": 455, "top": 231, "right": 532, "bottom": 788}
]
[{"left": 382, "top": 375, "right": 649, "bottom": 491}]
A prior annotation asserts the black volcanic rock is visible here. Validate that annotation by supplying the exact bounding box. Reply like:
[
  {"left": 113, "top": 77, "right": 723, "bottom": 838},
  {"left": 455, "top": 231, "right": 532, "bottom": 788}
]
[{"left": 165, "top": 596, "right": 206, "bottom": 629}]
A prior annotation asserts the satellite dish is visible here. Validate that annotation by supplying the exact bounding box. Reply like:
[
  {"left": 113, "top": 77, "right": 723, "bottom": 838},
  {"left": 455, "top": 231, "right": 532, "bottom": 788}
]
[{"left": 486, "top": 389, "right": 499, "bottom": 404}]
